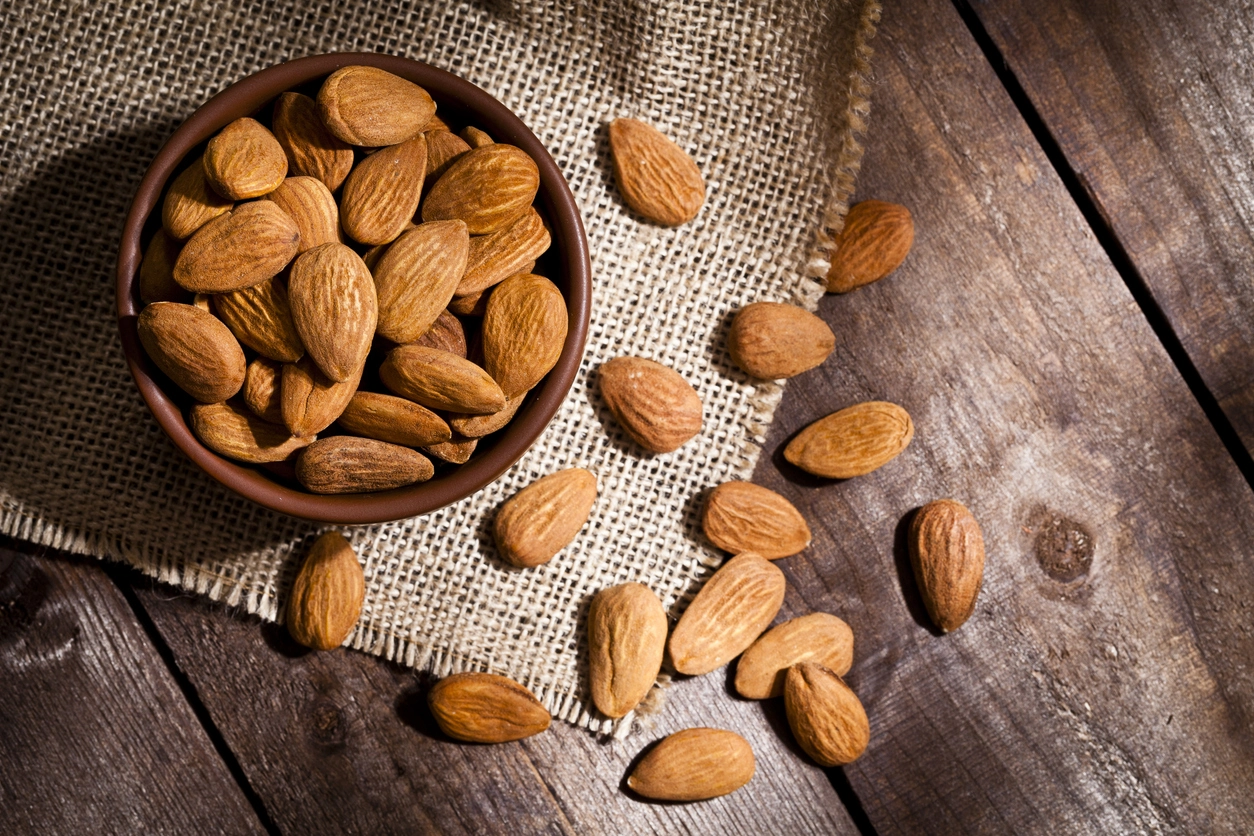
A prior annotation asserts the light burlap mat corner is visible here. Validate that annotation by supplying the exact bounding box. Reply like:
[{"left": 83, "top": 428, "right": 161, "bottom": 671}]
[{"left": 0, "top": 0, "right": 879, "bottom": 735}]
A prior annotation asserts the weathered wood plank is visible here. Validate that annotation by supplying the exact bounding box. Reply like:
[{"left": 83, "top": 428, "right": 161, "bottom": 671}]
[
  {"left": 968, "top": 0, "right": 1254, "bottom": 451},
  {"left": 0, "top": 543, "right": 264, "bottom": 835}
]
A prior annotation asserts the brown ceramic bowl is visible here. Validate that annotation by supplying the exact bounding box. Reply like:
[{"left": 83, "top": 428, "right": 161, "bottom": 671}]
[{"left": 116, "top": 53, "right": 590, "bottom": 524}]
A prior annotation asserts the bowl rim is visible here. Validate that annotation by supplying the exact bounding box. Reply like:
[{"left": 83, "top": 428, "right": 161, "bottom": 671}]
[{"left": 116, "top": 52, "right": 591, "bottom": 525}]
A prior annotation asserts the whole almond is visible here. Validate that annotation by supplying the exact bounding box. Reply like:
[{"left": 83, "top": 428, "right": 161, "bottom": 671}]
[
  {"left": 214, "top": 276, "right": 304, "bottom": 363},
  {"left": 172, "top": 201, "right": 301, "bottom": 293},
  {"left": 784, "top": 662, "right": 870, "bottom": 766},
  {"left": 162, "top": 157, "right": 233, "bottom": 240},
  {"left": 425, "top": 130, "right": 471, "bottom": 182},
  {"left": 243, "top": 356, "right": 284, "bottom": 424},
  {"left": 598, "top": 356, "right": 702, "bottom": 454},
  {"left": 908, "top": 499, "right": 985, "bottom": 632},
  {"left": 422, "top": 144, "right": 539, "bottom": 234},
  {"left": 380, "top": 345, "right": 506, "bottom": 414},
  {"left": 425, "top": 435, "right": 478, "bottom": 464},
  {"left": 784, "top": 401, "right": 913, "bottom": 479},
  {"left": 337, "top": 391, "right": 451, "bottom": 447},
  {"left": 668, "top": 553, "right": 785, "bottom": 676},
  {"left": 627, "top": 729, "right": 754, "bottom": 801},
  {"left": 190, "top": 400, "right": 312, "bottom": 463},
  {"left": 427, "top": 672, "right": 550, "bottom": 744},
  {"left": 735, "top": 613, "right": 854, "bottom": 700},
  {"left": 727, "top": 302, "right": 835, "bottom": 380},
  {"left": 608, "top": 118, "right": 705, "bottom": 226},
  {"left": 272, "top": 92, "right": 355, "bottom": 192},
  {"left": 448, "top": 288, "right": 490, "bottom": 317},
  {"left": 448, "top": 390, "right": 526, "bottom": 438},
  {"left": 827, "top": 200, "right": 914, "bottom": 293},
  {"left": 203, "top": 117, "right": 288, "bottom": 200},
  {"left": 373, "top": 221, "right": 470, "bottom": 344},
  {"left": 411, "top": 309, "right": 467, "bottom": 358},
  {"left": 460, "top": 125, "right": 493, "bottom": 148},
  {"left": 287, "top": 242, "right": 377, "bottom": 383},
  {"left": 703, "top": 481, "right": 811, "bottom": 559},
  {"left": 266, "top": 176, "right": 342, "bottom": 253},
  {"left": 317, "top": 66, "right": 435, "bottom": 147},
  {"left": 457, "top": 208, "right": 551, "bottom": 297},
  {"left": 281, "top": 356, "right": 363, "bottom": 437},
  {"left": 482, "top": 273, "right": 568, "bottom": 399},
  {"left": 286, "top": 532, "right": 365, "bottom": 651},
  {"left": 137, "top": 302, "right": 246, "bottom": 403},
  {"left": 494, "top": 469, "right": 597, "bottom": 568},
  {"left": 138, "top": 230, "right": 185, "bottom": 304},
  {"left": 296, "top": 436, "right": 434, "bottom": 494},
  {"left": 587, "top": 583, "right": 667, "bottom": 718},
  {"left": 340, "top": 135, "right": 427, "bottom": 245}
]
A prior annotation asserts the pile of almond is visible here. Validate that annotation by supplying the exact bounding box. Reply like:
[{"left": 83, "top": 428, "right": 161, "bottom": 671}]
[{"left": 137, "top": 65, "right": 565, "bottom": 493}]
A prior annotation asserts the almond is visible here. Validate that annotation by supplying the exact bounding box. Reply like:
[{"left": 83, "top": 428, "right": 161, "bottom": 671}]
[
  {"left": 460, "top": 125, "right": 493, "bottom": 148},
  {"left": 272, "top": 91, "right": 355, "bottom": 192},
  {"left": 296, "top": 435, "right": 434, "bottom": 494},
  {"left": 317, "top": 66, "right": 435, "bottom": 147},
  {"left": 784, "top": 662, "right": 869, "bottom": 766},
  {"left": 908, "top": 499, "right": 985, "bottom": 632},
  {"left": 281, "top": 356, "right": 362, "bottom": 437},
  {"left": 138, "top": 230, "right": 186, "bottom": 303},
  {"left": 286, "top": 532, "right": 364, "bottom": 651},
  {"left": 494, "top": 469, "right": 597, "bottom": 568},
  {"left": 266, "top": 176, "right": 342, "bottom": 253},
  {"left": 243, "top": 357, "right": 284, "bottom": 424},
  {"left": 456, "top": 208, "right": 551, "bottom": 297},
  {"left": 482, "top": 273, "right": 568, "bottom": 399},
  {"left": 425, "top": 114, "right": 451, "bottom": 133},
  {"left": 608, "top": 118, "right": 705, "bottom": 226},
  {"left": 172, "top": 201, "right": 301, "bottom": 293},
  {"left": 587, "top": 582, "right": 667, "bottom": 718},
  {"left": 340, "top": 135, "right": 427, "bottom": 245},
  {"left": 427, "top": 672, "right": 550, "bottom": 744},
  {"left": 598, "top": 356, "right": 702, "bottom": 454},
  {"left": 447, "top": 288, "right": 490, "bottom": 317},
  {"left": 137, "top": 302, "right": 246, "bottom": 403},
  {"left": 424, "top": 435, "right": 478, "bottom": 464},
  {"left": 422, "top": 144, "right": 539, "bottom": 234},
  {"left": 203, "top": 117, "right": 288, "bottom": 200},
  {"left": 411, "top": 309, "right": 467, "bottom": 358},
  {"left": 702, "top": 481, "right": 811, "bottom": 559},
  {"left": 189, "top": 400, "right": 312, "bottom": 463},
  {"left": 735, "top": 613, "right": 854, "bottom": 700},
  {"left": 826, "top": 200, "right": 914, "bottom": 293},
  {"left": 161, "top": 157, "right": 233, "bottom": 240},
  {"left": 627, "top": 729, "right": 754, "bottom": 801},
  {"left": 668, "top": 552, "right": 785, "bottom": 676},
  {"left": 214, "top": 276, "right": 304, "bottom": 363},
  {"left": 337, "top": 391, "right": 451, "bottom": 447},
  {"left": 727, "top": 302, "right": 835, "bottom": 380},
  {"left": 448, "top": 390, "right": 526, "bottom": 438},
  {"left": 287, "top": 243, "right": 377, "bottom": 383},
  {"left": 373, "top": 221, "right": 470, "bottom": 344},
  {"left": 425, "top": 129, "right": 471, "bottom": 182},
  {"left": 784, "top": 401, "right": 913, "bottom": 479},
  {"left": 380, "top": 345, "right": 505, "bottom": 414}
]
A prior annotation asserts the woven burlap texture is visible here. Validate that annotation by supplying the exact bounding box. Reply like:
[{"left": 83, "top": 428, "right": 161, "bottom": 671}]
[{"left": 0, "top": 0, "right": 878, "bottom": 733}]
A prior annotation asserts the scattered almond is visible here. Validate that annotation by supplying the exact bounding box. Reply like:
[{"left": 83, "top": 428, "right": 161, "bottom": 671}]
[
  {"left": 784, "top": 401, "right": 913, "bottom": 479},
  {"left": 337, "top": 391, "right": 451, "bottom": 448},
  {"left": 428, "top": 672, "right": 551, "bottom": 743},
  {"left": 827, "top": 200, "right": 914, "bottom": 293},
  {"left": 213, "top": 276, "right": 304, "bottom": 363},
  {"left": 189, "top": 400, "right": 312, "bottom": 463},
  {"left": 137, "top": 302, "right": 246, "bottom": 403},
  {"left": 287, "top": 242, "right": 377, "bottom": 383},
  {"left": 373, "top": 220, "right": 470, "bottom": 344},
  {"left": 317, "top": 66, "right": 435, "bottom": 147},
  {"left": 909, "top": 499, "right": 985, "bottom": 632},
  {"left": 627, "top": 728, "right": 754, "bottom": 801},
  {"left": 587, "top": 582, "right": 667, "bottom": 718},
  {"left": 422, "top": 144, "right": 539, "bottom": 234},
  {"left": 286, "top": 531, "right": 365, "bottom": 651},
  {"left": 727, "top": 302, "right": 835, "bottom": 380},
  {"left": 203, "top": 117, "right": 288, "bottom": 200},
  {"left": 608, "top": 118, "right": 704, "bottom": 226},
  {"left": 784, "top": 662, "right": 869, "bottom": 766},
  {"left": 296, "top": 435, "right": 434, "bottom": 494},
  {"left": 172, "top": 201, "right": 301, "bottom": 293},
  {"left": 494, "top": 469, "right": 597, "bottom": 568},
  {"left": 599, "top": 356, "right": 702, "bottom": 453},
  {"left": 271, "top": 91, "right": 355, "bottom": 192},
  {"left": 735, "top": 613, "right": 854, "bottom": 700},
  {"left": 702, "top": 481, "right": 811, "bottom": 559}
]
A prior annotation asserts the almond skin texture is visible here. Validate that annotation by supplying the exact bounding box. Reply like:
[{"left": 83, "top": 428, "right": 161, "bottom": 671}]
[
  {"left": 411, "top": 309, "right": 467, "bottom": 358},
  {"left": 460, "top": 125, "right": 494, "bottom": 148},
  {"left": 609, "top": 118, "right": 705, "bottom": 226},
  {"left": 784, "top": 662, "right": 870, "bottom": 766},
  {"left": 380, "top": 345, "right": 506, "bottom": 414},
  {"left": 337, "top": 391, "right": 451, "bottom": 448},
  {"left": 281, "top": 356, "right": 363, "bottom": 438},
  {"left": 214, "top": 276, "right": 304, "bottom": 363},
  {"left": 668, "top": 553, "right": 786, "bottom": 676},
  {"left": 272, "top": 92, "right": 355, "bottom": 192},
  {"left": 627, "top": 729, "right": 755, "bottom": 802},
  {"left": 428, "top": 672, "right": 551, "bottom": 743},
  {"left": 190, "top": 400, "right": 312, "bottom": 464},
  {"left": 162, "top": 157, "right": 233, "bottom": 240},
  {"left": 172, "top": 201, "right": 301, "bottom": 293},
  {"left": 317, "top": 66, "right": 435, "bottom": 147},
  {"left": 448, "top": 390, "right": 526, "bottom": 438},
  {"left": 286, "top": 532, "right": 364, "bottom": 651},
  {"left": 494, "top": 469, "right": 597, "bottom": 568},
  {"left": 203, "top": 117, "right": 288, "bottom": 200},
  {"left": 482, "top": 273, "right": 568, "bottom": 399},
  {"left": 827, "top": 200, "right": 914, "bottom": 293},
  {"left": 599, "top": 357, "right": 702, "bottom": 454},
  {"left": 425, "top": 130, "right": 471, "bottom": 182},
  {"left": 587, "top": 583, "right": 667, "bottom": 718},
  {"left": 288, "top": 243, "right": 378, "bottom": 383},
  {"left": 448, "top": 288, "right": 489, "bottom": 317},
  {"left": 909, "top": 499, "right": 985, "bottom": 632},
  {"left": 424, "top": 435, "right": 478, "bottom": 464},
  {"left": 243, "top": 357, "right": 284, "bottom": 424},
  {"left": 266, "top": 176, "right": 342, "bottom": 253},
  {"left": 735, "top": 613, "right": 854, "bottom": 700},
  {"left": 785, "top": 401, "right": 913, "bottom": 479},
  {"left": 138, "top": 230, "right": 186, "bottom": 304},
  {"left": 457, "top": 208, "right": 552, "bottom": 297},
  {"left": 373, "top": 220, "right": 470, "bottom": 344},
  {"left": 137, "top": 302, "right": 246, "bottom": 403},
  {"left": 296, "top": 436, "right": 434, "bottom": 494},
  {"left": 703, "top": 481, "right": 811, "bottom": 559},
  {"left": 340, "top": 135, "right": 427, "bottom": 245},
  {"left": 422, "top": 144, "right": 540, "bottom": 234},
  {"left": 728, "top": 302, "right": 835, "bottom": 380}
]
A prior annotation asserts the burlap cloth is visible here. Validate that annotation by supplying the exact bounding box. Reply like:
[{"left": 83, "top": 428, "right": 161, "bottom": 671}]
[{"left": 0, "top": 0, "right": 878, "bottom": 733}]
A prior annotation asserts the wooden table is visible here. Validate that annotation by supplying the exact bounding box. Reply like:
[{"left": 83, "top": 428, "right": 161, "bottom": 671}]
[{"left": 5, "top": 0, "right": 1254, "bottom": 832}]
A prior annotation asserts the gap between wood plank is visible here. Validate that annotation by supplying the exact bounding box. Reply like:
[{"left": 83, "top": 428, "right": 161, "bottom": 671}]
[{"left": 951, "top": 0, "right": 1254, "bottom": 494}]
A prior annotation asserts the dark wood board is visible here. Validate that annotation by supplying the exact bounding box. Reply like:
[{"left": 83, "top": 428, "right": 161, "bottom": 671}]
[
  {"left": 0, "top": 545, "right": 264, "bottom": 835},
  {"left": 967, "top": 0, "right": 1254, "bottom": 451}
]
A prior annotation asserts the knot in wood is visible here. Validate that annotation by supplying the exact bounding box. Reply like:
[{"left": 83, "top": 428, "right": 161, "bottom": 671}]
[{"left": 1034, "top": 515, "right": 1094, "bottom": 582}]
